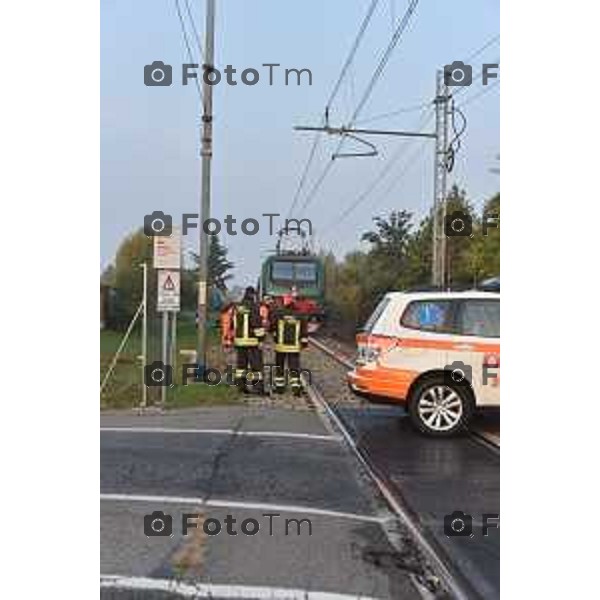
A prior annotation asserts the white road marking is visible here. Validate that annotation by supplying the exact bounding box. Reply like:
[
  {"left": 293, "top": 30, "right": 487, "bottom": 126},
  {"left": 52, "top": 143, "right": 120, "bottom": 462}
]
[
  {"left": 100, "top": 493, "right": 387, "bottom": 524},
  {"left": 100, "top": 427, "right": 339, "bottom": 442},
  {"left": 100, "top": 575, "right": 381, "bottom": 599}
]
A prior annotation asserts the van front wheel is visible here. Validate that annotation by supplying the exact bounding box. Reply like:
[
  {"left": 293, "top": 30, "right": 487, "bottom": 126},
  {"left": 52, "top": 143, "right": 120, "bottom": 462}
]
[{"left": 407, "top": 376, "right": 473, "bottom": 437}]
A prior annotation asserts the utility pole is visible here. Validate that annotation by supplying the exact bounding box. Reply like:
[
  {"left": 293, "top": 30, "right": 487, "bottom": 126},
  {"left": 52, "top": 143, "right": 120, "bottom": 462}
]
[
  {"left": 294, "top": 70, "right": 455, "bottom": 289},
  {"left": 196, "top": 0, "right": 215, "bottom": 378},
  {"left": 432, "top": 70, "right": 450, "bottom": 288},
  {"left": 141, "top": 262, "right": 148, "bottom": 408}
]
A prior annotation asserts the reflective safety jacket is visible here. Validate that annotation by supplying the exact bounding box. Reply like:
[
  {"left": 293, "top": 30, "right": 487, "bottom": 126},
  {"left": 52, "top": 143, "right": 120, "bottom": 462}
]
[
  {"left": 271, "top": 310, "right": 308, "bottom": 353},
  {"left": 220, "top": 303, "right": 235, "bottom": 347},
  {"left": 233, "top": 303, "right": 265, "bottom": 347}
]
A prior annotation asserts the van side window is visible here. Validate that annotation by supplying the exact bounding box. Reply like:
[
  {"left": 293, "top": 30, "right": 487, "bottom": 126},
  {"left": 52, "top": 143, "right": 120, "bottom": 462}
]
[
  {"left": 458, "top": 299, "right": 500, "bottom": 338},
  {"left": 362, "top": 297, "right": 391, "bottom": 333},
  {"left": 400, "top": 300, "right": 453, "bottom": 333}
]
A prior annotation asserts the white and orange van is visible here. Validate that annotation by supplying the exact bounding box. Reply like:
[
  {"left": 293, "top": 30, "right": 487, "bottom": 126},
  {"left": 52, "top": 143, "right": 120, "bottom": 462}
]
[{"left": 347, "top": 290, "right": 499, "bottom": 436}]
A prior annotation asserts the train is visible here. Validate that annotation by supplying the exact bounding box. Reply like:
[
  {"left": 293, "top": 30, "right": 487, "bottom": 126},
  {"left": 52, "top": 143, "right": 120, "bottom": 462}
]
[{"left": 258, "top": 252, "right": 326, "bottom": 332}]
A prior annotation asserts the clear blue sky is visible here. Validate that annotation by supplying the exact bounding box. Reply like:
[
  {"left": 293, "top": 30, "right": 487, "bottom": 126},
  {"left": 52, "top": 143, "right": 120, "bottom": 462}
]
[{"left": 101, "top": 0, "right": 499, "bottom": 286}]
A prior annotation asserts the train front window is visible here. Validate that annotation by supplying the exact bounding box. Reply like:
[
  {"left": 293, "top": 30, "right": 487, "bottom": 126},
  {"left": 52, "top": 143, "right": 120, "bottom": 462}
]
[
  {"left": 295, "top": 262, "right": 317, "bottom": 282},
  {"left": 271, "top": 261, "right": 317, "bottom": 283},
  {"left": 272, "top": 261, "right": 295, "bottom": 281}
]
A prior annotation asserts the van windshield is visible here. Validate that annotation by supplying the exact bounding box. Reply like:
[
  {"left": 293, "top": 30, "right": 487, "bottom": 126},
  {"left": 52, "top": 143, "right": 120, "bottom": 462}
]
[{"left": 361, "top": 297, "right": 390, "bottom": 333}]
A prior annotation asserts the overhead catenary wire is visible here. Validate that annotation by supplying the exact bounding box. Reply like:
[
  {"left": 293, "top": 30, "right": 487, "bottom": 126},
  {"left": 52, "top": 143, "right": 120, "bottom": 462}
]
[
  {"left": 325, "top": 0, "right": 381, "bottom": 116},
  {"left": 463, "top": 33, "right": 500, "bottom": 65},
  {"left": 296, "top": 0, "right": 421, "bottom": 217},
  {"left": 457, "top": 79, "right": 500, "bottom": 107},
  {"left": 325, "top": 108, "right": 434, "bottom": 229},
  {"left": 287, "top": 0, "right": 381, "bottom": 219},
  {"left": 183, "top": 0, "right": 204, "bottom": 62},
  {"left": 452, "top": 58, "right": 499, "bottom": 96},
  {"left": 174, "top": 0, "right": 203, "bottom": 100},
  {"left": 347, "top": 0, "right": 420, "bottom": 125},
  {"left": 356, "top": 100, "right": 432, "bottom": 125}
]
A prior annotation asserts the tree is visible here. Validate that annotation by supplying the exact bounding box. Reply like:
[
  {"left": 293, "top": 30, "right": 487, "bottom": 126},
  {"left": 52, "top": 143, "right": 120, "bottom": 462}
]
[
  {"left": 190, "top": 235, "right": 234, "bottom": 292},
  {"left": 360, "top": 210, "right": 414, "bottom": 306},
  {"left": 111, "top": 229, "right": 155, "bottom": 328},
  {"left": 443, "top": 185, "right": 477, "bottom": 287},
  {"left": 361, "top": 209, "right": 413, "bottom": 262},
  {"left": 183, "top": 235, "right": 235, "bottom": 313},
  {"left": 322, "top": 189, "right": 499, "bottom": 333},
  {"left": 466, "top": 193, "right": 499, "bottom": 284}
]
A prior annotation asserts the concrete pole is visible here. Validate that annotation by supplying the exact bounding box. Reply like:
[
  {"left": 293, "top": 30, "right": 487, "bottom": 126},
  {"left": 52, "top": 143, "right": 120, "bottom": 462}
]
[{"left": 196, "top": 0, "right": 216, "bottom": 379}]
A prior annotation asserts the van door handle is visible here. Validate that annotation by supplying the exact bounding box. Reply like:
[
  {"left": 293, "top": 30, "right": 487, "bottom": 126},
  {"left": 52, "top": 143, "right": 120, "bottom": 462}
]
[{"left": 455, "top": 344, "right": 474, "bottom": 351}]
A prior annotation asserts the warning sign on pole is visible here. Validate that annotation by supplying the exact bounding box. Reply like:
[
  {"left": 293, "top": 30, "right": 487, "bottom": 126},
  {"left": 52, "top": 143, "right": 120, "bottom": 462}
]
[
  {"left": 157, "top": 270, "right": 180, "bottom": 312},
  {"left": 153, "top": 227, "right": 181, "bottom": 270}
]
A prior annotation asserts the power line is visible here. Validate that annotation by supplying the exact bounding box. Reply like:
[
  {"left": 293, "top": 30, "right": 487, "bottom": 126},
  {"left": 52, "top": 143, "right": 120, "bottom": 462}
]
[
  {"left": 464, "top": 33, "right": 500, "bottom": 64},
  {"left": 347, "top": 34, "right": 498, "bottom": 126},
  {"left": 183, "top": 0, "right": 204, "bottom": 62},
  {"left": 286, "top": 132, "right": 321, "bottom": 218},
  {"left": 348, "top": 0, "right": 420, "bottom": 124},
  {"left": 457, "top": 79, "right": 499, "bottom": 107},
  {"left": 452, "top": 58, "right": 499, "bottom": 96},
  {"left": 287, "top": 0, "right": 381, "bottom": 219},
  {"left": 174, "top": 0, "right": 203, "bottom": 100},
  {"left": 326, "top": 0, "right": 381, "bottom": 114},
  {"left": 325, "top": 108, "right": 434, "bottom": 228},
  {"left": 371, "top": 136, "right": 431, "bottom": 210},
  {"left": 296, "top": 0, "right": 421, "bottom": 217},
  {"left": 356, "top": 101, "right": 432, "bottom": 124}
]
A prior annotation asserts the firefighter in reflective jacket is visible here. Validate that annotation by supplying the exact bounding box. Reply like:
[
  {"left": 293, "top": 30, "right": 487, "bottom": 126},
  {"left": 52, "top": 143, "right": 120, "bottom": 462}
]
[
  {"left": 270, "top": 296, "right": 308, "bottom": 395},
  {"left": 233, "top": 286, "right": 265, "bottom": 392}
]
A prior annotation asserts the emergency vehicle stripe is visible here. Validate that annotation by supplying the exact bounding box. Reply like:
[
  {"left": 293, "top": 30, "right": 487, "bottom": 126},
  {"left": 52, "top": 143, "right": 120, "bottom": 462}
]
[{"left": 357, "top": 333, "right": 499, "bottom": 355}]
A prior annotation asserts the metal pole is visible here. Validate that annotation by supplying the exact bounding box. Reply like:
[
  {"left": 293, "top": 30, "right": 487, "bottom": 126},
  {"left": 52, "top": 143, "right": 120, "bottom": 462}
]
[
  {"left": 196, "top": 0, "right": 216, "bottom": 379},
  {"left": 101, "top": 301, "right": 143, "bottom": 394},
  {"left": 141, "top": 262, "right": 148, "bottom": 408},
  {"left": 440, "top": 89, "right": 449, "bottom": 289},
  {"left": 161, "top": 311, "right": 168, "bottom": 408},
  {"left": 170, "top": 311, "right": 177, "bottom": 375},
  {"left": 432, "top": 71, "right": 449, "bottom": 287}
]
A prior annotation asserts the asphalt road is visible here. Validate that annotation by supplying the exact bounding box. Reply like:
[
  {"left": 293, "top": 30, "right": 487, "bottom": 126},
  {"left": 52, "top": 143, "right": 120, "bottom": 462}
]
[
  {"left": 100, "top": 406, "right": 430, "bottom": 599},
  {"left": 334, "top": 404, "right": 500, "bottom": 599}
]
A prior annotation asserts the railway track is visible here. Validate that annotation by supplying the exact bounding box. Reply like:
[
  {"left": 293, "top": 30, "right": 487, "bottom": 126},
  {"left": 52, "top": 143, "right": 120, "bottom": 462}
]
[{"left": 304, "top": 335, "right": 500, "bottom": 600}]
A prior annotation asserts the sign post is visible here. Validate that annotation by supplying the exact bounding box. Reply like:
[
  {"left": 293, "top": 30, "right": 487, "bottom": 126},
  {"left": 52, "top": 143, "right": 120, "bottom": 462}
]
[
  {"left": 154, "top": 229, "right": 182, "bottom": 408},
  {"left": 157, "top": 270, "right": 181, "bottom": 312}
]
